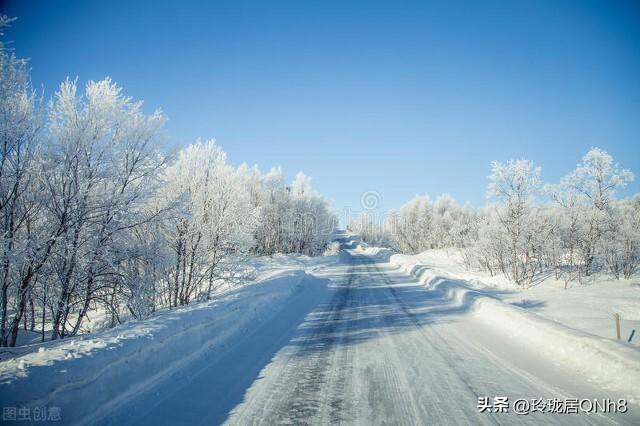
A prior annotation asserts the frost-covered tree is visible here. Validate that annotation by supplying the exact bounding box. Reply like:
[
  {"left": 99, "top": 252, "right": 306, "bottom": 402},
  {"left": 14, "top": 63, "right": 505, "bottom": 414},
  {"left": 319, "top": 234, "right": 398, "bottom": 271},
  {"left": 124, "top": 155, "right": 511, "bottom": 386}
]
[
  {"left": 545, "top": 177, "right": 585, "bottom": 282},
  {"left": 570, "top": 148, "right": 633, "bottom": 275},
  {"left": 483, "top": 159, "right": 543, "bottom": 288},
  {"left": 469, "top": 208, "right": 508, "bottom": 276},
  {"left": 43, "top": 78, "right": 167, "bottom": 340},
  {"left": 252, "top": 168, "right": 335, "bottom": 256},
  {"left": 0, "top": 16, "right": 43, "bottom": 346},
  {"left": 348, "top": 212, "right": 390, "bottom": 247},
  {"left": 601, "top": 195, "right": 640, "bottom": 279},
  {"left": 550, "top": 148, "right": 634, "bottom": 277},
  {"left": 162, "top": 140, "right": 257, "bottom": 306},
  {"left": 388, "top": 195, "right": 433, "bottom": 253},
  {"left": 387, "top": 194, "right": 478, "bottom": 254},
  {"left": 567, "top": 148, "right": 633, "bottom": 212}
]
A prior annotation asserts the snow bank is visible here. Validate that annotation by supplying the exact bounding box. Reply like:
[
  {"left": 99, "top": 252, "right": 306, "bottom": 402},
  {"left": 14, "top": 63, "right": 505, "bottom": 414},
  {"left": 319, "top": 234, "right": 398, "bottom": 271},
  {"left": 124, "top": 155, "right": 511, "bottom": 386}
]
[
  {"left": 389, "top": 253, "right": 640, "bottom": 403},
  {"left": 0, "top": 269, "right": 319, "bottom": 425},
  {"left": 393, "top": 250, "right": 640, "bottom": 340},
  {"left": 355, "top": 244, "right": 394, "bottom": 261}
]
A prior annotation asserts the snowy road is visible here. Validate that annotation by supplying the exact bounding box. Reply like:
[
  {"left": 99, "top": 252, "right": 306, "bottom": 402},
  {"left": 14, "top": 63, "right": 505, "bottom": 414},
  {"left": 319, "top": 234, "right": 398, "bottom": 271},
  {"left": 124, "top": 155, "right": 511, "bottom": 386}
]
[{"left": 107, "top": 240, "right": 638, "bottom": 425}]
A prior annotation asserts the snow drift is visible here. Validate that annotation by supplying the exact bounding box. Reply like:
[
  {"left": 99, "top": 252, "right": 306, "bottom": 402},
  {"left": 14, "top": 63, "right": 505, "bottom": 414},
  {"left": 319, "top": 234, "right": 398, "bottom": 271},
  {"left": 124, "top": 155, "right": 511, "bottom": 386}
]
[
  {"left": 355, "top": 244, "right": 394, "bottom": 262},
  {"left": 389, "top": 253, "right": 640, "bottom": 403},
  {"left": 0, "top": 269, "right": 325, "bottom": 425}
]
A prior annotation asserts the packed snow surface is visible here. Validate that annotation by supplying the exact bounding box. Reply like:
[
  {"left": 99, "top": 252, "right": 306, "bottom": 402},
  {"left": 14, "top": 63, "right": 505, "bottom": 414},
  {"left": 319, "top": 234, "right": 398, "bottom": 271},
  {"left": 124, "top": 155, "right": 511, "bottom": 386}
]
[{"left": 1, "top": 235, "right": 638, "bottom": 425}]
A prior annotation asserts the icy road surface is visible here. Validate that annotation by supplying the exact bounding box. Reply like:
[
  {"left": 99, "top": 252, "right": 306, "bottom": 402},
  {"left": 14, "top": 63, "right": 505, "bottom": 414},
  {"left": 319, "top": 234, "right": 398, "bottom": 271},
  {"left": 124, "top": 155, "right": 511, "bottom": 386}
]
[{"left": 111, "top": 243, "right": 638, "bottom": 425}]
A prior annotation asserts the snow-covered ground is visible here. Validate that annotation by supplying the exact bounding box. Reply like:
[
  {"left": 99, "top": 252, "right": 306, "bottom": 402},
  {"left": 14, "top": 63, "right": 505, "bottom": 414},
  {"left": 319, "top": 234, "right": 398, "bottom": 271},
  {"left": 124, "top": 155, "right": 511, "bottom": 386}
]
[
  {"left": 1, "top": 236, "right": 638, "bottom": 425},
  {"left": 228, "top": 244, "right": 639, "bottom": 425},
  {"left": 387, "top": 247, "right": 640, "bottom": 408},
  {"left": 389, "top": 248, "right": 640, "bottom": 343},
  {"left": 0, "top": 253, "right": 340, "bottom": 361},
  {"left": 0, "top": 254, "right": 336, "bottom": 424}
]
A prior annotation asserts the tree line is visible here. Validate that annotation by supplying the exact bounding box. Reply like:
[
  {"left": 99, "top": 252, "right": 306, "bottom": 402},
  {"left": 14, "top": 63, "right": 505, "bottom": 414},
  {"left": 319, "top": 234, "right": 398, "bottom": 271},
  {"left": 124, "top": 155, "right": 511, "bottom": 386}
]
[
  {"left": 351, "top": 149, "right": 638, "bottom": 290},
  {"left": 0, "top": 17, "right": 336, "bottom": 347}
]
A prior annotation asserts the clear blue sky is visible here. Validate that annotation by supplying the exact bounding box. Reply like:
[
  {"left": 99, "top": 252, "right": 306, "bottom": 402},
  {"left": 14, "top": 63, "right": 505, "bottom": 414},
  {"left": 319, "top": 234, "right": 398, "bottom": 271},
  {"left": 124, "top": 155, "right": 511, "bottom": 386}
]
[{"left": 3, "top": 0, "right": 639, "bottom": 220}]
